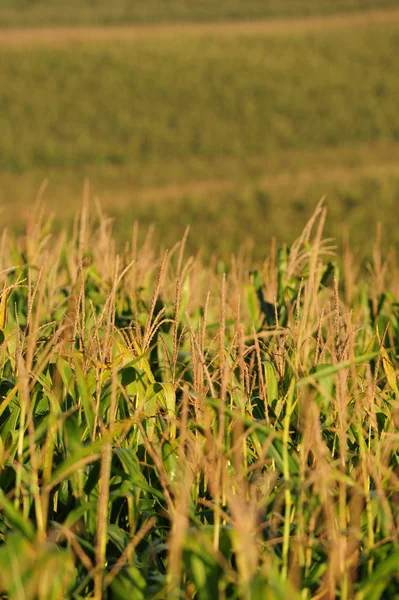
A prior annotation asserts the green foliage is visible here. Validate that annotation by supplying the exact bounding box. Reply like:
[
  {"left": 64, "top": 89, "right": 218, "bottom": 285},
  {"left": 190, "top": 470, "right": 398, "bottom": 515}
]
[{"left": 0, "top": 202, "right": 398, "bottom": 597}]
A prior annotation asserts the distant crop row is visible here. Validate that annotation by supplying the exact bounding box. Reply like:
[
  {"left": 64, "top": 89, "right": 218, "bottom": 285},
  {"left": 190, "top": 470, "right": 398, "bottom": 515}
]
[
  {"left": 0, "top": 201, "right": 398, "bottom": 598},
  {"left": 1, "top": 0, "right": 399, "bottom": 27}
]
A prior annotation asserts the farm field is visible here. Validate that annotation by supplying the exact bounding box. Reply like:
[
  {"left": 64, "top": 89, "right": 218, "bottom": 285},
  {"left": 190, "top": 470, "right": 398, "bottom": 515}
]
[
  {"left": 1, "top": 12, "right": 399, "bottom": 257},
  {"left": 3, "top": 150, "right": 399, "bottom": 260},
  {"left": 1, "top": 3, "right": 399, "bottom": 597},
  {"left": 0, "top": 202, "right": 399, "bottom": 598},
  {"left": 1, "top": 0, "right": 399, "bottom": 28}
]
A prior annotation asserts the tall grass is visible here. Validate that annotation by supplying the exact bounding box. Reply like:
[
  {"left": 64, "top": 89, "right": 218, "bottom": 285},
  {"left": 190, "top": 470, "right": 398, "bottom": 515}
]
[{"left": 0, "top": 199, "right": 398, "bottom": 598}]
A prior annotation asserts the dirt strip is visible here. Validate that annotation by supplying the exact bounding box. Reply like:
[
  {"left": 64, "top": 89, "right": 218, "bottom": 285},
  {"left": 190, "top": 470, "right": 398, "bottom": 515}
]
[{"left": 1, "top": 8, "right": 399, "bottom": 46}]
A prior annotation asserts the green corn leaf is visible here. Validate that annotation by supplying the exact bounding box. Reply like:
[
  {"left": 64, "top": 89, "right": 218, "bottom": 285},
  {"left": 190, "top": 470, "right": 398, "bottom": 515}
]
[
  {"left": 381, "top": 346, "right": 399, "bottom": 395},
  {"left": 263, "top": 360, "right": 279, "bottom": 407},
  {"left": 0, "top": 490, "right": 35, "bottom": 541},
  {"left": 74, "top": 359, "right": 95, "bottom": 432},
  {"left": 298, "top": 352, "right": 379, "bottom": 387}
]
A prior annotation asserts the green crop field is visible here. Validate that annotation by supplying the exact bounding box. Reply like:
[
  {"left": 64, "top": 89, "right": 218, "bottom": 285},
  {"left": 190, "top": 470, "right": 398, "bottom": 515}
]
[
  {"left": 1, "top": 3, "right": 399, "bottom": 597},
  {"left": 0, "top": 202, "right": 399, "bottom": 598},
  {"left": 3, "top": 24, "right": 398, "bottom": 172},
  {"left": 1, "top": 15, "right": 399, "bottom": 257},
  {"left": 1, "top": 0, "right": 399, "bottom": 27}
]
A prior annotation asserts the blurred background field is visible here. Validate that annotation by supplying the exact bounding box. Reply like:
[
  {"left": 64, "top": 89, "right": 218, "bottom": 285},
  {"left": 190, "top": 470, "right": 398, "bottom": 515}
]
[
  {"left": 2, "top": 0, "right": 399, "bottom": 27},
  {"left": 1, "top": 2, "right": 399, "bottom": 258}
]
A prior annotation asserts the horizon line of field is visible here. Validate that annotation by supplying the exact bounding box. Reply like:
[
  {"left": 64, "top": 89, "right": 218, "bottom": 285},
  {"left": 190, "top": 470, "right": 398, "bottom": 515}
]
[{"left": 1, "top": 7, "right": 399, "bottom": 45}]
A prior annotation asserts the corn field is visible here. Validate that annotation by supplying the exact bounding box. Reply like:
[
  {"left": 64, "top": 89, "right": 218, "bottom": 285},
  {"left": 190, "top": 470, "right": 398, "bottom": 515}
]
[{"left": 0, "top": 199, "right": 398, "bottom": 599}]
